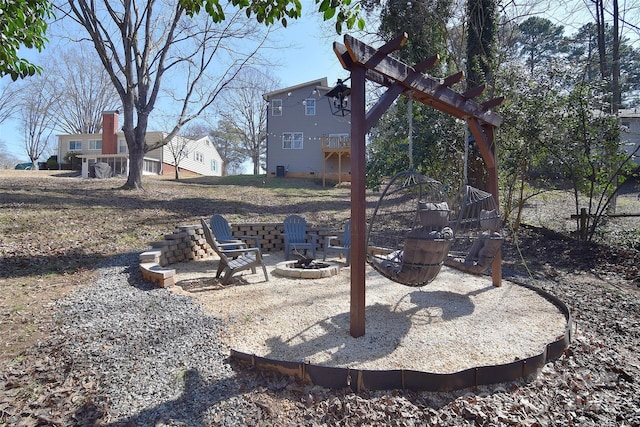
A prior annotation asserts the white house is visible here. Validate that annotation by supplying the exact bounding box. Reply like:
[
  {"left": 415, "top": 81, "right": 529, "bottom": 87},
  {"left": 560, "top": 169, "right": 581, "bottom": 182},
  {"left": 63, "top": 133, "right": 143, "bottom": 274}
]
[{"left": 57, "top": 111, "right": 223, "bottom": 178}]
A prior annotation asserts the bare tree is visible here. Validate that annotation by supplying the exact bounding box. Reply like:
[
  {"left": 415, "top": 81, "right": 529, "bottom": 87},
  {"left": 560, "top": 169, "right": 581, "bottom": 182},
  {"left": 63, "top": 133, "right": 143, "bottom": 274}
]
[
  {"left": 0, "top": 140, "right": 21, "bottom": 169},
  {"left": 218, "top": 68, "right": 278, "bottom": 175},
  {"left": 0, "top": 82, "right": 19, "bottom": 126},
  {"left": 48, "top": 46, "right": 121, "bottom": 134},
  {"left": 18, "top": 72, "right": 59, "bottom": 164},
  {"left": 594, "top": 0, "right": 608, "bottom": 81},
  {"left": 64, "top": 0, "right": 272, "bottom": 189},
  {"left": 612, "top": 0, "right": 620, "bottom": 113}
]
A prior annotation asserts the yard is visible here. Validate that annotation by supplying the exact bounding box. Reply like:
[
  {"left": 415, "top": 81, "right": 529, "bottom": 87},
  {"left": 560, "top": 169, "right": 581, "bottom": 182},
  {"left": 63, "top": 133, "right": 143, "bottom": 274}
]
[{"left": 1, "top": 170, "right": 639, "bottom": 425}]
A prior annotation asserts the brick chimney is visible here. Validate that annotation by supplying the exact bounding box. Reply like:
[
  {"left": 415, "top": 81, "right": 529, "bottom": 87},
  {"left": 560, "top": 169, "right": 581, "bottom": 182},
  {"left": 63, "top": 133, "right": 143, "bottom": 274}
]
[{"left": 101, "top": 110, "right": 119, "bottom": 154}]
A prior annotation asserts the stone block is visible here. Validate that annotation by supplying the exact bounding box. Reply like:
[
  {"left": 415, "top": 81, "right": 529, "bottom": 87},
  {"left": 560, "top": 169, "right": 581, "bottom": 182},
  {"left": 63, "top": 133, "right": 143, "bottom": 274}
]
[
  {"left": 139, "top": 263, "right": 176, "bottom": 288},
  {"left": 151, "top": 240, "right": 171, "bottom": 248},
  {"left": 139, "top": 250, "right": 162, "bottom": 263},
  {"left": 164, "top": 232, "right": 185, "bottom": 240}
]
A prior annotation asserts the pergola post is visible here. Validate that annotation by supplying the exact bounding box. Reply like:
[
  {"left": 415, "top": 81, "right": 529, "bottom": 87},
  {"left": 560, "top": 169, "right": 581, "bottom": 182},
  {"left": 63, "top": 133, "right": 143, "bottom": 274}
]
[
  {"left": 350, "top": 64, "right": 367, "bottom": 338},
  {"left": 467, "top": 119, "right": 501, "bottom": 287}
]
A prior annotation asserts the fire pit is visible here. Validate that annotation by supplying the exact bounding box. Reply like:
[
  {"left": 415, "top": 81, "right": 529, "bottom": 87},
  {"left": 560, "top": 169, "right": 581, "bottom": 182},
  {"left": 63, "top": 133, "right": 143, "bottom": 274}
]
[{"left": 274, "top": 258, "right": 341, "bottom": 279}]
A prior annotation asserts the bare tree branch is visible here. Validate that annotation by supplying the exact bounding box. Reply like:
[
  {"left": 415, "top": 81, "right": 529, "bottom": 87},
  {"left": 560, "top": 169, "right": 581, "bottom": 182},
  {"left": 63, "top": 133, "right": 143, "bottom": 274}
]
[{"left": 217, "top": 67, "right": 279, "bottom": 174}]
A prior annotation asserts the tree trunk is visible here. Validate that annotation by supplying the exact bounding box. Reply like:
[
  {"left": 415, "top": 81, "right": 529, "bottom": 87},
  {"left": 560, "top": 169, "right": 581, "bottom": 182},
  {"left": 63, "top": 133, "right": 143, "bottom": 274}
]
[
  {"left": 465, "top": 0, "right": 497, "bottom": 89},
  {"left": 595, "top": 0, "right": 608, "bottom": 81},
  {"left": 126, "top": 147, "right": 145, "bottom": 189},
  {"left": 253, "top": 157, "right": 259, "bottom": 175},
  {"left": 612, "top": 0, "right": 620, "bottom": 114},
  {"left": 465, "top": 0, "right": 496, "bottom": 190},
  {"left": 122, "top": 104, "right": 149, "bottom": 190}
]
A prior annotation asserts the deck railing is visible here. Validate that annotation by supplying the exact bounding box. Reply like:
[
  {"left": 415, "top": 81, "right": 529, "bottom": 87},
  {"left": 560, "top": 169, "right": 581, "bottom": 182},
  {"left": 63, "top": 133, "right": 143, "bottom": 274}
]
[{"left": 322, "top": 136, "right": 351, "bottom": 151}]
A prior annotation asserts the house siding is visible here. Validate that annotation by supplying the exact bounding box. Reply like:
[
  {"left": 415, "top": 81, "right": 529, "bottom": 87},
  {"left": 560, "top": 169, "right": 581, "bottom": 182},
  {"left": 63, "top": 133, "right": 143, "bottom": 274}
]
[
  {"left": 620, "top": 109, "right": 640, "bottom": 165},
  {"left": 264, "top": 78, "right": 351, "bottom": 178},
  {"left": 161, "top": 136, "right": 223, "bottom": 176}
]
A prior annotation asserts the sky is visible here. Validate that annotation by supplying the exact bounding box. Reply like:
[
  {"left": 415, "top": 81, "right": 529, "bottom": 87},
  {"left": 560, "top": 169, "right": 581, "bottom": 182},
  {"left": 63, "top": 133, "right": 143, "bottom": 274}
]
[{"left": 1, "top": 0, "right": 638, "bottom": 164}]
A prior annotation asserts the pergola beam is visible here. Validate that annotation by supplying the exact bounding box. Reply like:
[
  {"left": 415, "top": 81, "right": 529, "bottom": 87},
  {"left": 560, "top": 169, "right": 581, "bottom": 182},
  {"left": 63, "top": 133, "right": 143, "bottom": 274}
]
[
  {"left": 462, "top": 85, "right": 486, "bottom": 99},
  {"left": 441, "top": 71, "right": 464, "bottom": 87},
  {"left": 342, "top": 34, "right": 502, "bottom": 127}
]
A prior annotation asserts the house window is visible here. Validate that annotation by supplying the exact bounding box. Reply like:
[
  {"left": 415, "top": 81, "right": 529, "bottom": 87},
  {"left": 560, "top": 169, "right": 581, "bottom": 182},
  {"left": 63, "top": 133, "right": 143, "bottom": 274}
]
[
  {"left": 69, "top": 140, "right": 82, "bottom": 150},
  {"left": 118, "top": 139, "right": 128, "bottom": 154},
  {"left": 272, "top": 99, "right": 282, "bottom": 116},
  {"left": 210, "top": 159, "right": 218, "bottom": 172},
  {"left": 89, "top": 139, "right": 102, "bottom": 150},
  {"left": 305, "top": 99, "right": 316, "bottom": 115},
  {"left": 195, "top": 151, "right": 204, "bottom": 163},
  {"left": 283, "top": 132, "right": 303, "bottom": 149},
  {"left": 144, "top": 159, "right": 159, "bottom": 174}
]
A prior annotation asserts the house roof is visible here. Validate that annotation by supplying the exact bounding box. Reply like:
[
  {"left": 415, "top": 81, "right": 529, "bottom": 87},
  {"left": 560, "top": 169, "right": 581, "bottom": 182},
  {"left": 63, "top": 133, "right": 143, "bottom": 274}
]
[{"left": 262, "top": 77, "right": 329, "bottom": 100}]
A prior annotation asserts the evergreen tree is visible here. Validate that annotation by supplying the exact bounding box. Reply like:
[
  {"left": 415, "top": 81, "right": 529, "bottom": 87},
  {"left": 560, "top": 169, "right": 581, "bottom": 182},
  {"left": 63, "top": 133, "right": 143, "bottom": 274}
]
[
  {"left": 516, "top": 17, "right": 566, "bottom": 73},
  {"left": 363, "top": 0, "right": 460, "bottom": 190},
  {"left": 465, "top": 0, "right": 497, "bottom": 90}
]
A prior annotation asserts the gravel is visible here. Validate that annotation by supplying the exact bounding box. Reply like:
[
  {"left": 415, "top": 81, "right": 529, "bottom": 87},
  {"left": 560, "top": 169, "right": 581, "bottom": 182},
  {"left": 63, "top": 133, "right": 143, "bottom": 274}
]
[{"left": 50, "top": 253, "right": 241, "bottom": 426}]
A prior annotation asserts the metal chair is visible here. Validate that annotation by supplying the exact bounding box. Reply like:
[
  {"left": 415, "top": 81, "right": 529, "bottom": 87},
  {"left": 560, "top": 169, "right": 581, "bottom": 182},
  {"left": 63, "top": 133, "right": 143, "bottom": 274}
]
[
  {"left": 201, "top": 218, "right": 268, "bottom": 285},
  {"left": 323, "top": 220, "right": 351, "bottom": 265},
  {"left": 210, "top": 214, "right": 260, "bottom": 248},
  {"left": 282, "top": 214, "right": 317, "bottom": 260}
]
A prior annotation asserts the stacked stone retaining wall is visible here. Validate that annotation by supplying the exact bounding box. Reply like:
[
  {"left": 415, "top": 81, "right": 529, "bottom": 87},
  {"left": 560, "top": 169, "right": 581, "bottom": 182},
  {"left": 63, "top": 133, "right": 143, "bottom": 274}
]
[{"left": 140, "top": 222, "right": 332, "bottom": 267}]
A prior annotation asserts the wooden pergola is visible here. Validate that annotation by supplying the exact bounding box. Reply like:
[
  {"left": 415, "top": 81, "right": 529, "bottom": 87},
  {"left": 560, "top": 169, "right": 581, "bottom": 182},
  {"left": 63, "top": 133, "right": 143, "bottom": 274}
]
[{"left": 334, "top": 34, "right": 504, "bottom": 338}]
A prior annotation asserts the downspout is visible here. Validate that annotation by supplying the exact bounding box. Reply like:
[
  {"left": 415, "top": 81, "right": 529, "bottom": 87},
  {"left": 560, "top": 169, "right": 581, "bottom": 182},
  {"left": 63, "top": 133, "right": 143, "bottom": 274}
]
[
  {"left": 265, "top": 97, "right": 270, "bottom": 178},
  {"left": 159, "top": 140, "right": 164, "bottom": 175}
]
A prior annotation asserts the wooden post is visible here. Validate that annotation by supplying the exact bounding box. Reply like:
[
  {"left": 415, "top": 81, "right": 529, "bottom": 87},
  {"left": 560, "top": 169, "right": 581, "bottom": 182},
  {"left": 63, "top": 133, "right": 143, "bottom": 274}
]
[
  {"left": 322, "top": 142, "right": 326, "bottom": 187},
  {"left": 350, "top": 65, "right": 367, "bottom": 338},
  {"left": 488, "top": 175, "right": 502, "bottom": 286},
  {"left": 467, "top": 120, "right": 501, "bottom": 287},
  {"left": 580, "top": 208, "right": 587, "bottom": 240}
]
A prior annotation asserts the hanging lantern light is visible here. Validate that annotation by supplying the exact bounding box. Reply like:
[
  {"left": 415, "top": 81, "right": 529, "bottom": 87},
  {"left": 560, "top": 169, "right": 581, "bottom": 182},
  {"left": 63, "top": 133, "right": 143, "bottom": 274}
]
[{"left": 325, "top": 79, "right": 351, "bottom": 116}]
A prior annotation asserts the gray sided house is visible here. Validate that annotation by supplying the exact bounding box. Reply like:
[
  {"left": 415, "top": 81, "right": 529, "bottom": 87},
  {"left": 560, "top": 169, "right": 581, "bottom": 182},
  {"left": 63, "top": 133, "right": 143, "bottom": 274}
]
[
  {"left": 263, "top": 78, "right": 351, "bottom": 185},
  {"left": 620, "top": 109, "right": 640, "bottom": 165}
]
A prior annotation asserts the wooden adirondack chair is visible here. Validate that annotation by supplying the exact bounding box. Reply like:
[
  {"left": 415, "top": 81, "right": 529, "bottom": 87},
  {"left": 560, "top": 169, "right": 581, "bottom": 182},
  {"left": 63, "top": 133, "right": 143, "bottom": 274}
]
[
  {"left": 200, "top": 218, "right": 268, "bottom": 285},
  {"left": 210, "top": 214, "right": 260, "bottom": 248},
  {"left": 282, "top": 214, "right": 318, "bottom": 260},
  {"left": 323, "top": 220, "right": 351, "bottom": 265}
]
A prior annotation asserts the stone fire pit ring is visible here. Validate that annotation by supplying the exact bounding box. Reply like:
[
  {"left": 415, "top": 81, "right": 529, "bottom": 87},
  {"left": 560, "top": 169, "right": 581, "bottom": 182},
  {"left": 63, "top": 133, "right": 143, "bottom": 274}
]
[{"left": 274, "top": 260, "right": 341, "bottom": 279}]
